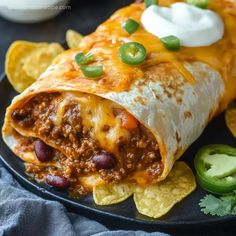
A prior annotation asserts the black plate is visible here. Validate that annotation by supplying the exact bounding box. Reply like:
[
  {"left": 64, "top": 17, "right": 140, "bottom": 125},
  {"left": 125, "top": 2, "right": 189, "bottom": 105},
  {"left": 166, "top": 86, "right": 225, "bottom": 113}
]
[{"left": 0, "top": 73, "right": 236, "bottom": 233}]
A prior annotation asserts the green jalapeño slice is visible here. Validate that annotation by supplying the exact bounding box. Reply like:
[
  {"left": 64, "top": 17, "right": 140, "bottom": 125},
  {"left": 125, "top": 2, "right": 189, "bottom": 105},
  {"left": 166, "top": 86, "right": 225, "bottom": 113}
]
[
  {"left": 145, "top": 0, "right": 158, "bottom": 8},
  {"left": 119, "top": 42, "right": 147, "bottom": 65},
  {"left": 194, "top": 144, "right": 236, "bottom": 194},
  {"left": 160, "top": 35, "right": 181, "bottom": 51},
  {"left": 75, "top": 52, "right": 94, "bottom": 65},
  {"left": 122, "top": 19, "right": 140, "bottom": 35},
  {"left": 80, "top": 65, "right": 103, "bottom": 78},
  {"left": 187, "top": 0, "right": 209, "bottom": 9}
]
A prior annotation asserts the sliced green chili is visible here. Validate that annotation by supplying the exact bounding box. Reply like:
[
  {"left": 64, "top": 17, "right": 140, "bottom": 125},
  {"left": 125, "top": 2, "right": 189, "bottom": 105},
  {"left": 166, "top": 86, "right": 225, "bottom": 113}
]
[
  {"left": 160, "top": 35, "right": 181, "bottom": 51},
  {"left": 122, "top": 19, "right": 140, "bottom": 35},
  {"left": 187, "top": 0, "right": 209, "bottom": 9},
  {"left": 194, "top": 144, "right": 236, "bottom": 194},
  {"left": 145, "top": 0, "right": 158, "bottom": 8},
  {"left": 75, "top": 52, "right": 94, "bottom": 65},
  {"left": 80, "top": 65, "right": 103, "bottom": 78},
  {"left": 119, "top": 42, "right": 146, "bottom": 65}
]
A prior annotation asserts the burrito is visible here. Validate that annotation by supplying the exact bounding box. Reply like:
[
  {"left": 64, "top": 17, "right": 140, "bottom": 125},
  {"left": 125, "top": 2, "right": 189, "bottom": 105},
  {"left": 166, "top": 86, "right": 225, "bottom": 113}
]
[{"left": 2, "top": 0, "right": 236, "bottom": 196}]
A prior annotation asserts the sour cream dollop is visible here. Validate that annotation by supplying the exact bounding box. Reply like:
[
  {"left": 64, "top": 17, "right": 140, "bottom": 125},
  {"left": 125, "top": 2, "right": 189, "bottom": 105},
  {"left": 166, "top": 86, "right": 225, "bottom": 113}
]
[{"left": 141, "top": 3, "right": 224, "bottom": 47}]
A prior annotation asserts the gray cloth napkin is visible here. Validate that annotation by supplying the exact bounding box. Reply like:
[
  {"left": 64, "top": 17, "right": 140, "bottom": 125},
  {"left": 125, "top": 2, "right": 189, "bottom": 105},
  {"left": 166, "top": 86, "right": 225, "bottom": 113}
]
[{"left": 0, "top": 162, "right": 169, "bottom": 236}]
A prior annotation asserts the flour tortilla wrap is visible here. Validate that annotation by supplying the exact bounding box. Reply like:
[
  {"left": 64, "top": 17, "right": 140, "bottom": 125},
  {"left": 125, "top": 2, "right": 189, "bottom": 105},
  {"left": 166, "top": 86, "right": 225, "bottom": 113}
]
[
  {"left": 2, "top": 59, "right": 225, "bottom": 184},
  {"left": 2, "top": 1, "right": 235, "bottom": 187}
]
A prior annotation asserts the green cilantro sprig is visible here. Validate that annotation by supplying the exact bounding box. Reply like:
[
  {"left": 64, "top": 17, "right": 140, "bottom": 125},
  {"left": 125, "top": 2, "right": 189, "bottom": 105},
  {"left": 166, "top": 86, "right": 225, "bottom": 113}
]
[{"left": 199, "top": 192, "right": 236, "bottom": 216}]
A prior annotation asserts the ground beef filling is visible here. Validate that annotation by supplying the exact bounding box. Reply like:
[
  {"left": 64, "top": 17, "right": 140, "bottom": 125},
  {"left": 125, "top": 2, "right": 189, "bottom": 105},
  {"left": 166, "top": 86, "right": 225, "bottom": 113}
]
[{"left": 11, "top": 93, "right": 163, "bottom": 196}]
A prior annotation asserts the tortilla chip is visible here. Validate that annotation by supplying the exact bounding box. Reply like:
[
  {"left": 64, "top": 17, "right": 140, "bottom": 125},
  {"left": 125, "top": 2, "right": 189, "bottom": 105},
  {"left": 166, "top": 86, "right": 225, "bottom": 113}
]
[
  {"left": 23, "top": 43, "right": 64, "bottom": 79},
  {"left": 66, "top": 29, "right": 83, "bottom": 49},
  {"left": 225, "top": 101, "right": 236, "bottom": 137},
  {"left": 5, "top": 41, "right": 64, "bottom": 93},
  {"left": 133, "top": 162, "right": 196, "bottom": 218},
  {"left": 93, "top": 182, "right": 133, "bottom": 205}
]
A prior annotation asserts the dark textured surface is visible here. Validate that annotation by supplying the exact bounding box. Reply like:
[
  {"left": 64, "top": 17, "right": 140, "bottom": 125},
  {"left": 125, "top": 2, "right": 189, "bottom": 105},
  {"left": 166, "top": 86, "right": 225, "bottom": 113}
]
[{"left": 0, "top": 1, "right": 236, "bottom": 234}]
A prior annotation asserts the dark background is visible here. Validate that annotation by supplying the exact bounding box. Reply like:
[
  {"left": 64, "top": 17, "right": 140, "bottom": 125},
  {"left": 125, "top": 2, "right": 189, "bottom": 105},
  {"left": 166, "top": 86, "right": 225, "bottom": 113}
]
[{"left": 0, "top": 1, "right": 235, "bottom": 235}]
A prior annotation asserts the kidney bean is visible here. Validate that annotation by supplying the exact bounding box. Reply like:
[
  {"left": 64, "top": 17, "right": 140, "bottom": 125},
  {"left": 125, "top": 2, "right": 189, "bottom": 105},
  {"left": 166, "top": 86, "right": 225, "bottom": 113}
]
[
  {"left": 92, "top": 151, "right": 117, "bottom": 170},
  {"left": 34, "top": 140, "right": 53, "bottom": 162},
  {"left": 11, "top": 111, "right": 27, "bottom": 121},
  {"left": 46, "top": 175, "right": 70, "bottom": 189}
]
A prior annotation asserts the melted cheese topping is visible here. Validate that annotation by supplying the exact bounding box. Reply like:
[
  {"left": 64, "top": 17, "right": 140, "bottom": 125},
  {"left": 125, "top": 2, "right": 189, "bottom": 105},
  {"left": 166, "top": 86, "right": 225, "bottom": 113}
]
[
  {"left": 77, "top": 94, "right": 130, "bottom": 154},
  {"left": 55, "top": 92, "right": 130, "bottom": 157},
  {"left": 68, "top": 0, "right": 236, "bottom": 108}
]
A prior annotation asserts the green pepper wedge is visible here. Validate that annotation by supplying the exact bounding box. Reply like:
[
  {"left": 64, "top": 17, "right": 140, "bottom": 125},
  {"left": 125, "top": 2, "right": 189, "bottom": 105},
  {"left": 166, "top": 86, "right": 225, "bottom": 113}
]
[{"left": 194, "top": 144, "right": 236, "bottom": 194}]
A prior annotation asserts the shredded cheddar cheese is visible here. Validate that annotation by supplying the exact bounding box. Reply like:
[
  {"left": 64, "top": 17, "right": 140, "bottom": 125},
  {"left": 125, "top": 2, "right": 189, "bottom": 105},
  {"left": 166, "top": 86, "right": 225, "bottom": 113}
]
[
  {"left": 67, "top": 0, "right": 236, "bottom": 101},
  {"left": 54, "top": 92, "right": 130, "bottom": 158}
]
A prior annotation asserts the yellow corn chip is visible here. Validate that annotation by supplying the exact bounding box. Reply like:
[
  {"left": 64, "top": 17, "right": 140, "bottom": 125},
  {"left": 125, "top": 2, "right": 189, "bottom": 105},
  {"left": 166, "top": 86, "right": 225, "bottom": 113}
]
[
  {"left": 133, "top": 162, "right": 196, "bottom": 218},
  {"left": 225, "top": 101, "right": 236, "bottom": 137},
  {"left": 23, "top": 43, "right": 64, "bottom": 79},
  {"left": 66, "top": 29, "right": 83, "bottom": 49},
  {"left": 5, "top": 41, "right": 64, "bottom": 93},
  {"left": 93, "top": 182, "right": 133, "bottom": 205}
]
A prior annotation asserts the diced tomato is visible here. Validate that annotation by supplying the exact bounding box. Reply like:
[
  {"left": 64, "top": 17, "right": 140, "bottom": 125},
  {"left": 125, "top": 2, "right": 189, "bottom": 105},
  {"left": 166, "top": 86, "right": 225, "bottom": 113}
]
[
  {"left": 119, "top": 110, "right": 139, "bottom": 130},
  {"left": 113, "top": 108, "right": 139, "bottom": 130}
]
